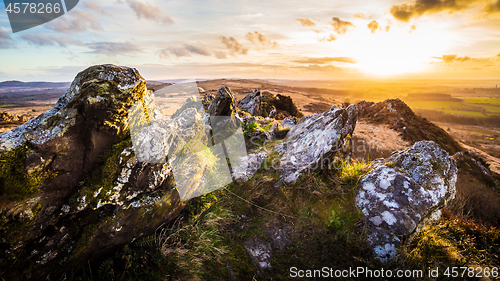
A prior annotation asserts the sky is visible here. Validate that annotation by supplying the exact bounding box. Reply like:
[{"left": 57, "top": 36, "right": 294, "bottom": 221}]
[{"left": 0, "top": 0, "right": 499, "bottom": 81}]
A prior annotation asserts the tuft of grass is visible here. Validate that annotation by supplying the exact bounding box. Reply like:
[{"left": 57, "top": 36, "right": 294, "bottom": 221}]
[
  {"left": 339, "top": 159, "right": 371, "bottom": 186},
  {"left": 399, "top": 210, "right": 500, "bottom": 280},
  {"left": 155, "top": 196, "right": 234, "bottom": 281}
]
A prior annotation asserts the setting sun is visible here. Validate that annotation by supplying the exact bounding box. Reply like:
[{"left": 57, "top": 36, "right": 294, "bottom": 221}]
[{"left": 346, "top": 21, "right": 456, "bottom": 76}]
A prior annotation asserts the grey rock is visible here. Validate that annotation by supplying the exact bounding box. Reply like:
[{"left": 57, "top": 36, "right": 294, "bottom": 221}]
[
  {"left": 238, "top": 89, "right": 262, "bottom": 116},
  {"left": 275, "top": 104, "right": 358, "bottom": 183},
  {"left": 356, "top": 141, "right": 457, "bottom": 262},
  {"left": 244, "top": 238, "right": 272, "bottom": 273},
  {"left": 264, "top": 225, "right": 292, "bottom": 253},
  {"left": 280, "top": 117, "right": 297, "bottom": 130},
  {"left": 231, "top": 150, "right": 268, "bottom": 182},
  {"left": 170, "top": 96, "right": 205, "bottom": 120},
  {"left": 208, "top": 86, "right": 236, "bottom": 116}
]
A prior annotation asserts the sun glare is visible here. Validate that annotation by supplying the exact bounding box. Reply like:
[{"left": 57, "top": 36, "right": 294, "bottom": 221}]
[{"left": 340, "top": 22, "right": 455, "bottom": 77}]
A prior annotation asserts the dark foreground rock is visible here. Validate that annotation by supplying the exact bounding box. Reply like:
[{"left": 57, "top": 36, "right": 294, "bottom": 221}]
[
  {"left": 356, "top": 141, "right": 457, "bottom": 262},
  {"left": 0, "top": 65, "right": 185, "bottom": 280},
  {"left": 275, "top": 104, "right": 358, "bottom": 183}
]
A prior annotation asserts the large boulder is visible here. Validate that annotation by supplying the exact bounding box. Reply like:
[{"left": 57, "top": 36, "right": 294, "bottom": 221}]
[
  {"left": 275, "top": 104, "right": 358, "bottom": 183},
  {"left": 0, "top": 65, "right": 185, "bottom": 280},
  {"left": 356, "top": 141, "right": 457, "bottom": 262}
]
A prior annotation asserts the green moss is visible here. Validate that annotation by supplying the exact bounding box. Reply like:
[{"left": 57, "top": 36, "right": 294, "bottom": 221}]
[
  {"left": 384, "top": 161, "right": 400, "bottom": 168},
  {"left": 244, "top": 121, "right": 264, "bottom": 136},
  {"left": 71, "top": 138, "right": 133, "bottom": 210},
  {"left": 71, "top": 211, "right": 113, "bottom": 258},
  {"left": 0, "top": 201, "right": 42, "bottom": 246},
  {"left": 0, "top": 145, "right": 48, "bottom": 200}
]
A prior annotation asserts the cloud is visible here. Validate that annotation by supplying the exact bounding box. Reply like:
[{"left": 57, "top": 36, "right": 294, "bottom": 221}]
[
  {"left": 331, "top": 17, "right": 354, "bottom": 34},
  {"left": 433, "top": 54, "right": 473, "bottom": 63},
  {"left": 220, "top": 36, "right": 248, "bottom": 55},
  {"left": 0, "top": 28, "right": 13, "bottom": 49},
  {"left": 127, "top": 0, "right": 174, "bottom": 25},
  {"left": 86, "top": 42, "right": 142, "bottom": 56},
  {"left": 320, "top": 34, "right": 337, "bottom": 42},
  {"left": 213, "top": 50, "right": 228, "bottom": 59},
  {"left": 482, "top": 0, "right": 500, "bottom": 14},
  {"left": 83, "top": 0, "right": 111, "bottom": 16},
  {"left": 293, "top": 57, "right": 357, "bottom": 64},
  {"left": 22, "top": 34, "right": 82, "bottom": 47},
  {"left": 157, "top": 44, "right": 211, "bottom": 58},
  {"left": 367, "top": 20, "right": 381, "bottom": 33},
  {"left": 390, "top": 0, "right": 481, "bottom": 22},
  {"left": 498, "top": 53, "right": 500, "bottom": 57},
  {"left": 246, "top": 31, "right": 278, "bottom": 47},
  {"left": 410, "top": 25, "right": 417, "bottom": 33},
  {"left": 46, "top": 8, "right": 102, "bottom": 33},
  {"left": 296, "top": 18, "right": 315, "bottom": 26},
  {"left": 385, "top": 25, "right": 391, "bottom": 32},
  {"left": 353, "top": 13, "right": 366, "bottom": 19}
]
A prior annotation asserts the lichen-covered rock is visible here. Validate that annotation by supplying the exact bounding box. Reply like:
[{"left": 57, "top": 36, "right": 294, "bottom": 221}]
[
  {"left": 231, "top": 150, "right": 268, "bottom": 182},
  {"left": 275, "top": 104, "right": 358, "bottom": 183},
  {"left": 356, "top": 141, "right": 457, "bottom": 262},
  {"left": 0, "top": 65, "right": 185, "bottom": 280},
  {"left": 237, "top": 89, "right": 262, "bottom": 116}
]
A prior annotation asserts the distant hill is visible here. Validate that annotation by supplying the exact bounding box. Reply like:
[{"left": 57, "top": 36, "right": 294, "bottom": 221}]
[{"left": 0, "top": 80, "right": 71, "bottom": 89}]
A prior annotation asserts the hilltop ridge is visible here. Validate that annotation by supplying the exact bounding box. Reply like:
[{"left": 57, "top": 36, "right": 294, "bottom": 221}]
[{"left": 0, "top": 65, "right": 499, "bottom": 280}]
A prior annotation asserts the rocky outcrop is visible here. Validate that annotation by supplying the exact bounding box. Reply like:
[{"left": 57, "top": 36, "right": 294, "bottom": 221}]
[
  {"left": 272, "top": 94, "right": 303, "bottom": 118},
  {"left": 356, "top": 141, "right": 457, "bottom": 262},
  {"left": 0, "top": 112, "right": 31, "bottom": 133},
  {"left": 275, "top": 104, "right": 358, "bottom": 183},
  {"left": 208, "top": 86, "right": 236, "bottom": 116},
  {"left": 0, "top": 112, "right": 30, "bottom": 123},
  {"left": 357, "top": 99, "right": 462, "bottom": 154},
  {"left": 237, "top": 89, "right": 262, "bottom": 116},
  {"left": 0, "top": 65, "right": 185, "bottom": 280},
  {"left": 236, "top": 90, "right": 303, "bottom": 119}
]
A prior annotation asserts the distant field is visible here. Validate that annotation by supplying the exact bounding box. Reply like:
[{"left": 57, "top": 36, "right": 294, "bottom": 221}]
[
  {"left": 462, "top": 97, "right": 500, "bottom": 106},
  {"left": 405, "top": 97, "right": 500, "bottom": 117},
  {"left": 0, "top": 104, "right": 20, "bottom": 108}
]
